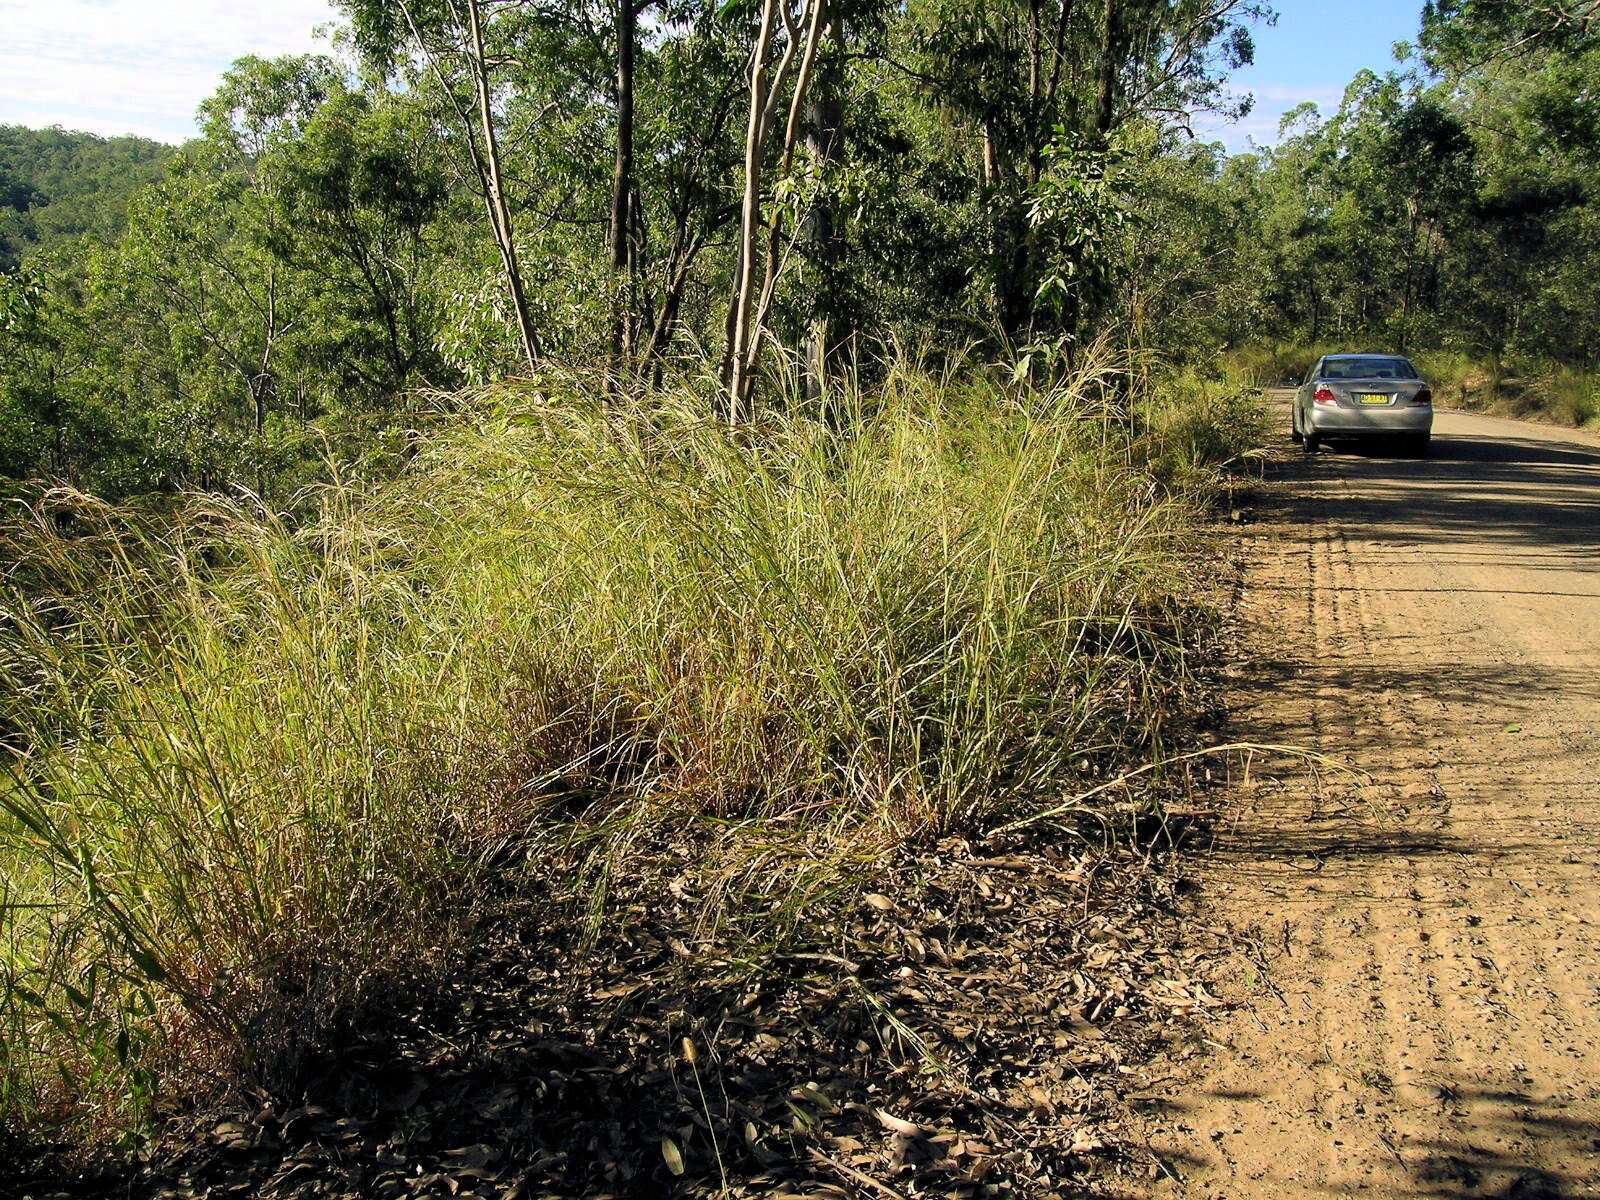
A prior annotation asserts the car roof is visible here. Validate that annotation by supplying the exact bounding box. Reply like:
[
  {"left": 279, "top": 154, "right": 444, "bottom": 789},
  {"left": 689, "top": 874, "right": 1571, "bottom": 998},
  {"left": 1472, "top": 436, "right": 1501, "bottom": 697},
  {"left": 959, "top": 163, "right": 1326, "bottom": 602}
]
[{"left": 1325, "top": 353, "right": 1403, "bottom": 359}]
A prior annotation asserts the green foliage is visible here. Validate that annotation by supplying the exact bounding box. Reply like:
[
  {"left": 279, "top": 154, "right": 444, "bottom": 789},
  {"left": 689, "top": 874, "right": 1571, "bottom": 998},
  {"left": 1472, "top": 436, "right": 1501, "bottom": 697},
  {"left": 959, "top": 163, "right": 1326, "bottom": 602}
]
[
  {"left": 0, "top": 264, "right": 103, "bottom": 485},
  {"left": 1029, "top": 132, "right": 1132, "bottom": 331},
  {"left": 882, "top": 0, "right": 1264, "bottom": 336},
  {"left": 0, "top": 0, "right": 1282, "bottom": 497},
  {"left": 1421, "top": 0, "right": 1600, "bottom": 74},
  {"left": 267, "top": 86, "right": 453, "bottom": 399},
  {"left": 0, "top": 262, "right": 44, "bottom": 332},
  {"left": 0, "top": 62, "right": 474, "bottom": 497}
]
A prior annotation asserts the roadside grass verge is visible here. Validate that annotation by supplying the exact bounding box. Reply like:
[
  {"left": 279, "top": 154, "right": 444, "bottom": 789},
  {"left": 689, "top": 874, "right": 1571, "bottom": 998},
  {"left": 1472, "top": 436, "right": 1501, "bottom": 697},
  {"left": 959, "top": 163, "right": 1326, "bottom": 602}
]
[
  {"left": 1387, "top": 351, "right": 1600, "bottom": 428},
  {"left": 0, "top": 354, "right": 1260, "bottom": 1141}
]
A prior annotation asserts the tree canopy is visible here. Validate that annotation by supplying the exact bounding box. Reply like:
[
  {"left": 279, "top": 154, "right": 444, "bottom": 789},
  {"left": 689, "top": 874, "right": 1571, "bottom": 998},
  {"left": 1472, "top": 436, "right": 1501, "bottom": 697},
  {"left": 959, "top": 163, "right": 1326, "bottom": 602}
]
[{"left": 2, "top": 0, "right": 1597, "bottom": 497}]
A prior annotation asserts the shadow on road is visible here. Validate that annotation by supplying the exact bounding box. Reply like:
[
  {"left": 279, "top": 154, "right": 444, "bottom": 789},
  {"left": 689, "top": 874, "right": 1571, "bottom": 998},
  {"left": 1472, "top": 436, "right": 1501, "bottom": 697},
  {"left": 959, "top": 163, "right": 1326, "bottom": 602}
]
[
  {"left": 1326, "top": 430, "right": 1600, "bottom": 468},
  {"left": 1206, "top": 426, "right": 1600, "bottom": 887},
  {"left": 1203, "top": 657, "right": 1600, "bottom": 886},
  {"left": 1291, "top": 431, "right": 1600, "bottom": 559},
  {"left": 1150, "top": 1081, "right": 1587, "bottom": 1199}
]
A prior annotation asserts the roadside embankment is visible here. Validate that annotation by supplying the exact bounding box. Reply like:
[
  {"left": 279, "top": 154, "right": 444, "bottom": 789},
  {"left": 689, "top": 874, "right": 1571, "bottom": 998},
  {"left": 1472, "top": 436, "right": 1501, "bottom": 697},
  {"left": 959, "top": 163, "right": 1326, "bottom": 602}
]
[{"left": 2, "top": 357, "right": 1262, "bottom": 1195}]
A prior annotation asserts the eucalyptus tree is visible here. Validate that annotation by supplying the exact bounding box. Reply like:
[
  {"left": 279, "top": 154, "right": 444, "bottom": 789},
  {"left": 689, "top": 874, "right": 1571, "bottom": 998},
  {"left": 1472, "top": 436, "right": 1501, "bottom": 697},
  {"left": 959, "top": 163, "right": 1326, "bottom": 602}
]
[
  {"left": 609, "top": 0, "right": 644, "bottom": 361},
  {"left": 67, "top": 56, "right": 349, "bottom": 495},
  {"left": 337, "top": 0, "right": 743, "bottom": 375},
  {"left": 1421, "top": 0, "right": 1600, "bottom": 71},
  {"left": 0, "top": 262, "right": 99, "bottom": 483},
  {"left": 721, "top": 0, "right": 832, "bottom": 416},
  {"left": 99, "top": 159, "right": 294, "bottom": 492},
  {"left": 198, "top": 56, "right": 344, "bottom": 435},
  {"left": 1115, "top": 133, "right": 1271, "bottom": 356},
  {"left": 898, "top": 0, "right": 1266, "bottom": 338},
  {"left": 268, "top": 86, "right": 454, "bottom": 401},
  {"left": 340, "top": 0, "right": 558, "bottom": 370},
  {"left": 630, "top": 6, "right": 747, "bottom": 374}
]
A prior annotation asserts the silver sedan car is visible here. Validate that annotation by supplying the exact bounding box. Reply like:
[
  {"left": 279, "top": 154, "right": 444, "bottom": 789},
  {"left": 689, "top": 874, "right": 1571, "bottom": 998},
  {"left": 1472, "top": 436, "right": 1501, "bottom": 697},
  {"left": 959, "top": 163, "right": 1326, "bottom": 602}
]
[{"left": 1292, "top": 353, "right": 1433, "bottom": 455}]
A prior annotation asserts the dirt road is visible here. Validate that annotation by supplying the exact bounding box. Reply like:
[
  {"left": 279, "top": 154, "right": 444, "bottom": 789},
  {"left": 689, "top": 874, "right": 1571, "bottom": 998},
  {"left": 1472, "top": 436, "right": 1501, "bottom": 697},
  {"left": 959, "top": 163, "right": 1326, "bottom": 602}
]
[{"left": 1146, "top": 405, "right": 1600, "bottom": 1198}]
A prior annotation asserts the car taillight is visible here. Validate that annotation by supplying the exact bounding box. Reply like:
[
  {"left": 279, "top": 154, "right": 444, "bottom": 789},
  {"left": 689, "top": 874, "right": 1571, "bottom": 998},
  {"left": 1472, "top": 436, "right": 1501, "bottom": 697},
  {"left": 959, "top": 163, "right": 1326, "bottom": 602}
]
[
  {"left": 1314, "top": 386, "right": 1337, "bottom": 405},
  {"left": 1411, "top": 388, "right": 1433, "bottom": 405}
]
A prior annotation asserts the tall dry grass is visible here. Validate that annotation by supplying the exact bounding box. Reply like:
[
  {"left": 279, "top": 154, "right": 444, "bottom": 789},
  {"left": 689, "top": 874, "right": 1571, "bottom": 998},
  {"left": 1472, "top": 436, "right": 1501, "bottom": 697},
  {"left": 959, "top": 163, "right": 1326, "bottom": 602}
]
[{"left": 0, "top": 355, "right": 1259, "bottom": 1136}]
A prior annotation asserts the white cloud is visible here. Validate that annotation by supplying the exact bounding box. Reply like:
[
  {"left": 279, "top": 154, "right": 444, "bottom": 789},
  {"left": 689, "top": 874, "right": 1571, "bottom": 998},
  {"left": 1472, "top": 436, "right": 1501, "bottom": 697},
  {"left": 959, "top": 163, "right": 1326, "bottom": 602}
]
[
  {"left": 1252, "top": 84, "right": 1345, "bottom": 107},
  {"left": 0, "top": 0, "right": 340, "bottom": 142},
  {"left": 1193, "top": 83, "right": 1347, "bottom": 154}
]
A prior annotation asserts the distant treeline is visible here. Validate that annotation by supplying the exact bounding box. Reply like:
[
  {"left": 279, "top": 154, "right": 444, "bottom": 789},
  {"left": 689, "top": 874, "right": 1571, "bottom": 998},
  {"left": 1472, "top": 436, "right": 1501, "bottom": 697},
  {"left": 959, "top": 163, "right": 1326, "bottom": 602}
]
[
  {"left": 1235, "top": 0, "right": 1600, "bottom": 413},
  {"left": 0, "top": 126, "right": 173, "bottom": 271}
]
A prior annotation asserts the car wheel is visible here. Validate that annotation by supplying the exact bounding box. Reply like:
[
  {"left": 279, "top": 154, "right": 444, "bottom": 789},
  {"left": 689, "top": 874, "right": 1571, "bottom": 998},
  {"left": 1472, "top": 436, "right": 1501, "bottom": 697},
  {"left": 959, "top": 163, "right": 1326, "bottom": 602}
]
[
  {"left": 1412, "top": 433, "right": 1431, "bottom": 457},
  {"left": 1302, "top": 429, "right": 1320, "bottom": 455},
  {"left": 1291, "top": 406, "right": 1304, "bottom": 444}
]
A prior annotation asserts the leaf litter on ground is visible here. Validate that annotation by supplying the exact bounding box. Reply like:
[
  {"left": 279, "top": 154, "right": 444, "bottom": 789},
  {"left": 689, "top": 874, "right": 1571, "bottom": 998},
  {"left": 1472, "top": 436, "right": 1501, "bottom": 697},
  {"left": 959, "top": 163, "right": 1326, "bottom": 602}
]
[{"left": 19, "top": 823, "right": 1235, "bottom": 1200}]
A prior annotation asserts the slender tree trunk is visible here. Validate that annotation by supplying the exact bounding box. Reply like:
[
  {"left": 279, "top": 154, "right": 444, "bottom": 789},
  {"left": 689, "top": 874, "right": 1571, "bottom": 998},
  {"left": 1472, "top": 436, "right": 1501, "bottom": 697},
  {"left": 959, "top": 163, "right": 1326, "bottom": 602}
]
[
  {"left": 1045, "top": 0, "right": 1076, "bottom": 114},
  {"left": 464, "top": 0, "right": 541, "bottom": 372},
  {"left": 394, "top": 0, "right": 540, "bottom": 371},
  {"left": 726, "top": 0, "right": 825, "bottom": 422},
  {"left": 251, "top": 375, "right": 269, "bottom": 497},
  {"left": 750, "top": 1, "right": 827, "bottom": 344},
  {"left": 252, "top": 267, "right": 278, "bottom": 498},
  {"left": 1027, "top": 0, "right": 1043, "bottom": 115},
  {"left": 724, "top": 0, "right": 784, "bottom": 419},
  {"left": 803, "top": 9, "right": 846, "bottom": 404},
  {"left": 1029, "top": 0, "right": 1076, "bottom": 182},
  {"left": 49, "top": 364, "right": 63, "bottom": 475},
  {"left": 609, "top": 0, "right": 637, "bottom": 363},
  {"left": 1095, "top": 0, "right": 1119, "bottom": 138},
  {"left": 643, "top": 233, "right": 702, "bottom": 364},
  {"left": 725, "top": 0, "right": 828, "bottom": 420}
]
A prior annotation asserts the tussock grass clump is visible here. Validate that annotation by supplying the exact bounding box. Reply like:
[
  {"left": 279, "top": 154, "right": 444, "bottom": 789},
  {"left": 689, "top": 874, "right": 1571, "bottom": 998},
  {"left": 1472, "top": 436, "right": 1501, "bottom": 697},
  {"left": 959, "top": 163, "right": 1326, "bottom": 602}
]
[
  {"left": 1141, "top": 369, "right": 1266, "bottom": 476},
  {"left": 0, "top": 358, "right": 1254, "bottom": 1136},
  {"left": 1529, "top": 364, "right": 1600, "bottom": 427}
]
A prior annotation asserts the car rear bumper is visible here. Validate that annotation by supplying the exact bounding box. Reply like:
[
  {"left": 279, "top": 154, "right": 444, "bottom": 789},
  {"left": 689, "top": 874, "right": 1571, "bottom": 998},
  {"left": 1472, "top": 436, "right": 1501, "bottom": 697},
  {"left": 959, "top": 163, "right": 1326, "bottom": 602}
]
[{"left": 1308, "top": 406, "right": 1432, "bottom": 436}]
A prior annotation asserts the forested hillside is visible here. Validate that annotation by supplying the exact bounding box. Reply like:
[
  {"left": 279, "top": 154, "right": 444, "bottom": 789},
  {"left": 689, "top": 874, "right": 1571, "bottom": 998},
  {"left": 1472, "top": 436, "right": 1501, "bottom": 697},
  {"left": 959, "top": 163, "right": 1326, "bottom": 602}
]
[{"left": 0, "top": 127, "right": 173, "bottom": 272}]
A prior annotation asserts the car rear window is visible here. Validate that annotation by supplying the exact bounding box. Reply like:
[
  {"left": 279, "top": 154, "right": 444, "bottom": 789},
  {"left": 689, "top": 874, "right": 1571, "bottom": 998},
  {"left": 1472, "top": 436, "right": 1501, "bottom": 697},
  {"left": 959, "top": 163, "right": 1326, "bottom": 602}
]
[{"left": 1322, "top": 356, "right": 1417, "bottom": 380}]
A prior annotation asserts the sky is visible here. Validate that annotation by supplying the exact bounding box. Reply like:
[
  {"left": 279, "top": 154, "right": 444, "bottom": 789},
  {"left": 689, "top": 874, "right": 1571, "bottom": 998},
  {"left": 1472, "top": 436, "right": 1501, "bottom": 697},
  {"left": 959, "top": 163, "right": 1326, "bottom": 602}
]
[
  {"left": 1197, "top": 0, "right": 1427, "bottom": 151},
  {"left": 0, "top": 0, "right": 340, "bottom": 143},
  {"left": 0, "top": 0, "right": 1422, "bottom": 152}
]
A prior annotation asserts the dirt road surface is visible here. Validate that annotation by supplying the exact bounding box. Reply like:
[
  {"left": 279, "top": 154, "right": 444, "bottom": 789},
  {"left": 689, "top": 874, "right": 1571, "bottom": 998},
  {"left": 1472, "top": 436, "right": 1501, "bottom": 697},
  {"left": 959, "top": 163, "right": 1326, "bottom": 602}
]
[{"left": 1146, "top": 404, "right": 1600, "bottom": 1198}]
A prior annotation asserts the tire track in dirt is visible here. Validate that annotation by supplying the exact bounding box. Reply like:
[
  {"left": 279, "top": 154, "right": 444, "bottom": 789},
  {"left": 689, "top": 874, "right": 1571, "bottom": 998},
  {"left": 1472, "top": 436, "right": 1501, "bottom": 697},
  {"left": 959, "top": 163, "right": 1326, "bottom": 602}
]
[{"left": 1144, "top": 407, "right": 1600, "bottom": 1199}]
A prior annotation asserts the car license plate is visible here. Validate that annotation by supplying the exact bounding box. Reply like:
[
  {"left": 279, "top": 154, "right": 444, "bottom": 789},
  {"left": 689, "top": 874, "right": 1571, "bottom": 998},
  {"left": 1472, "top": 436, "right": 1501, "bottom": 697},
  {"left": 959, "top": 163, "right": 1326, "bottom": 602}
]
[{"left": 1357, "top": 392, "right": 1392, "bottom": 405}]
